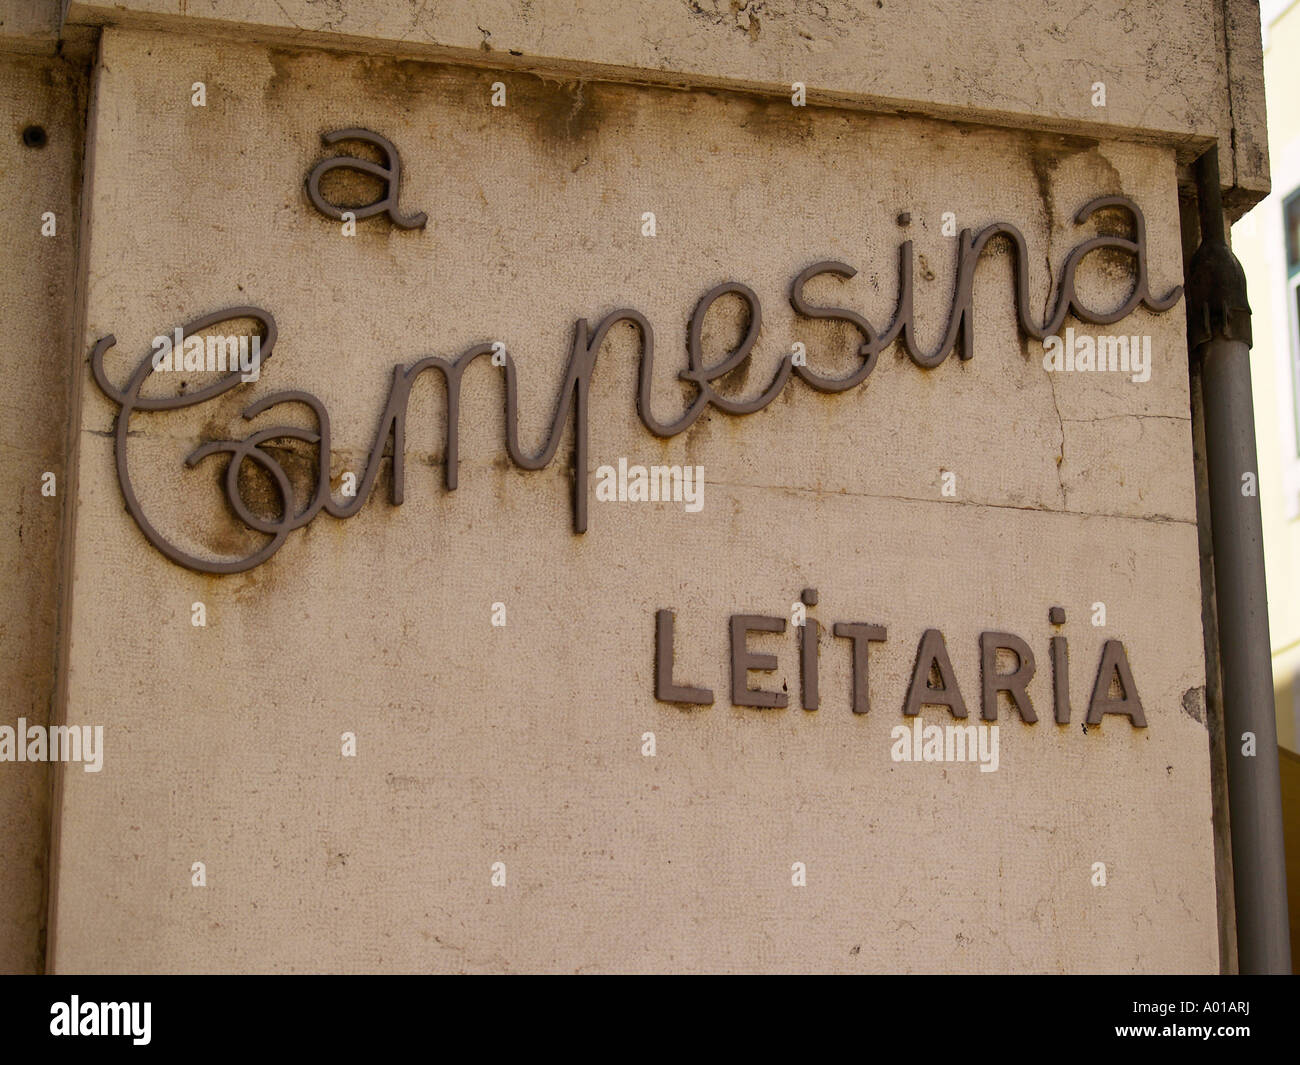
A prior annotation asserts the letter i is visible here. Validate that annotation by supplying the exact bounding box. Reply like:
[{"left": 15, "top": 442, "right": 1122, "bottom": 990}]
[
  {"left": 801, "top": 588, "right": 819, "bottom": 710},
  {"left": 1050, "top": 606, "right": 1070, "bottom": 723}
]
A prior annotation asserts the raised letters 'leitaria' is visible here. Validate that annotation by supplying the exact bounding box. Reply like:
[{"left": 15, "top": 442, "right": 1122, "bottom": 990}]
[{"left": 90, "top": 196, "right": 1180, "bottom": 573}]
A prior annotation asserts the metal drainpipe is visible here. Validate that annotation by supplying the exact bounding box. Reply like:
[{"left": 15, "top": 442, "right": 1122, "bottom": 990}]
[{"left": 1187, "top": 145, "right": 1292, "bottom": 973}]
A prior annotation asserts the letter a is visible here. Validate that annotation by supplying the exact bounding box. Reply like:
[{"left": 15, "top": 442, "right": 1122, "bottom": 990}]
[
  {"left": 1085, "top": 640, "right": 1146, "bottom": 727},
  {"left": 903, "top": 629, "right": 968, "bottom": 718}
]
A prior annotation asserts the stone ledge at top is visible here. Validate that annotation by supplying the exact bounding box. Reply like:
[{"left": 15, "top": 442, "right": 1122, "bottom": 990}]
[
  {"left": 0, "top": 0, "right": 62, "bottom": 52},
  {"left": 58, "top": 0, "right": 1269, "bottom": 208}
]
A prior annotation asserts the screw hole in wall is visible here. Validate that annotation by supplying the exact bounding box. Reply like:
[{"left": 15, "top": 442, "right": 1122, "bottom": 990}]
[{"left": 22, "top": 125, "right": 47, "bottom": 149}]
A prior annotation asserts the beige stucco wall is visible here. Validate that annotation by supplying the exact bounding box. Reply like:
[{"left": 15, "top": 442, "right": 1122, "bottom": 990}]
[
  {"left": 39, "top": 24, "right": 1223, "bottom": 972},
  {"left": 0, "top": 49, "right": 86, "bottom": 972}
]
